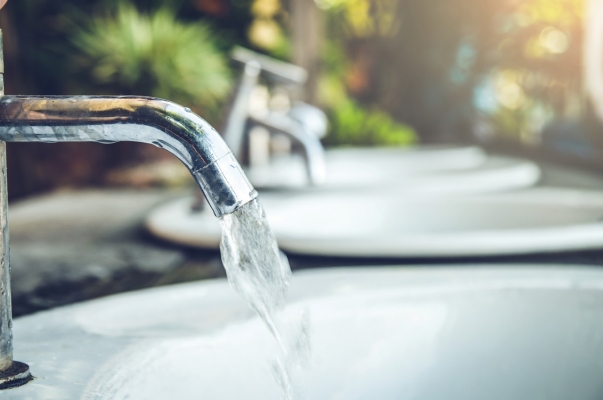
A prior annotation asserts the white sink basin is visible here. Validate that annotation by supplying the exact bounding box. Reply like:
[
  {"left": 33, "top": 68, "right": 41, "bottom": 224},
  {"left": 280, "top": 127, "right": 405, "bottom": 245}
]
[
  {"left": 8, "top": 266, "right": 603, "bottom": 399},
  {"left": 247, "top": 147, "right": 542, "bottom": 191},
  {"left": 146, "top": 188, "right": 603, "bottom": 257}
]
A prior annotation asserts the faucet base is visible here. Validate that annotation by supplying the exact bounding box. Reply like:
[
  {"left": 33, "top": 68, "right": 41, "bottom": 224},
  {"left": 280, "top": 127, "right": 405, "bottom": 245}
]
[{"left": 0, "top": 361, "right": 32, "bottom": 389}]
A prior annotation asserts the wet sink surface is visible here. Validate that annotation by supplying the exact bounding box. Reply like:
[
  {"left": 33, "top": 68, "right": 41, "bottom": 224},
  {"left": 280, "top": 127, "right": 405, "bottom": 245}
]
[
  {"left": 146, "top": 187, "right": 603, "bottom": 257},
  {"left": 8, "top": 266, "right": 603, "bottom": 399}
]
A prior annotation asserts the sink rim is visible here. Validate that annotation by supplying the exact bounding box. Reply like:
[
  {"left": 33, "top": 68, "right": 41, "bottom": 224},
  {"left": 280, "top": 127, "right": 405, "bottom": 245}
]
[
  {"left": 246, "top": 148, "right": 538, "bottom": 190},
  {"left": 145, "top": 187, "right": 603, "bottom": 257}
]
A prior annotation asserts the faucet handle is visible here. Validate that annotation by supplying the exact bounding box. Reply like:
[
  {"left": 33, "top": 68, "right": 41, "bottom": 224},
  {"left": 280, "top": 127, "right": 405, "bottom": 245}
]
[{"left": 231, "top": 47, "right": 307, "bottom": 86}]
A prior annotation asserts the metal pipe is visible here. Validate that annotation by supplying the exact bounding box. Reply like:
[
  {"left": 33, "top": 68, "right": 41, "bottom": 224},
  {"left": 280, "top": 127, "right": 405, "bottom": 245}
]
[
  {"left": 0, "top": 145, "right": 9, "bottom": 373},
  {"left": 0, "top": 29, "right": 32, "bottom": 390},
  {"left": 0, "top": 29, "right": 10, "bottom": 371},
  {"left": 0, "top": 30, "right": 257, "bottom": 388},
  {"left": 0, "top": 95, "right": 258, "bottom": 217},
  {"left": 0, "top": 93, "right": 258, "bottom": 387}
]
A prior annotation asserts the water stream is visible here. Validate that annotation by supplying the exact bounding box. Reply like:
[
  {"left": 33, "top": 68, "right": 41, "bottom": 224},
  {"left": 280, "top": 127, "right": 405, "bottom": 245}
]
[{"left": 219, "top": 199, "right": 309, "bottom": 399}]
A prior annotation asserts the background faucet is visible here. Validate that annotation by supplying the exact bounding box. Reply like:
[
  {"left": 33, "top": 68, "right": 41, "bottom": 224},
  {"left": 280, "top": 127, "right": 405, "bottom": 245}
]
[
  {"left": 224, "top": 47, "right": 327, "bottom": 186},
  {"left": 190, "top": 48, "right": 327, "bottom": 212}
]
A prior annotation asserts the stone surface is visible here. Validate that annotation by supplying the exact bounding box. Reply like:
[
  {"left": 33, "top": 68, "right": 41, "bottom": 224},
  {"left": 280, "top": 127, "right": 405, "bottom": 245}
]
[{"left": 8, "top": 189, "right": 223, "bottom": 316}]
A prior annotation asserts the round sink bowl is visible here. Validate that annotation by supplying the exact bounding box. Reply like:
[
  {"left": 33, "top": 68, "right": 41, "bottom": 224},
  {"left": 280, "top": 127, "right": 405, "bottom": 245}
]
[
  {"left": 247, "top": 147, "right": 539, "bottom": 191},
  {"left": 146, "top": 188, "right": 603, "bottom": 257},
  {"left": 9, "top": 266, "right": 603, "bottom": 399}
]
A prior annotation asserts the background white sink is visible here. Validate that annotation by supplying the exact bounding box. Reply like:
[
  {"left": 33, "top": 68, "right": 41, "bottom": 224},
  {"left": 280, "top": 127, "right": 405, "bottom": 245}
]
[
  {"left": 248, "top": 145, "right": 487, "bottom": 188},
  {"left": 247, "top": 147, "right": 539, "bottom": 191},
  {"left": 146, "top": 188, "right": 603, "bottom": 257},
  {"left": 8, "top": 266, "right": 603, "bottom": 399}
]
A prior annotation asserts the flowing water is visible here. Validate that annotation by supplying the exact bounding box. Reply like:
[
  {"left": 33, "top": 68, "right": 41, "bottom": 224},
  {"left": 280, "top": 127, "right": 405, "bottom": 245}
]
[{"left": 219, "top": 199, "right": 309, "bottom": 399}]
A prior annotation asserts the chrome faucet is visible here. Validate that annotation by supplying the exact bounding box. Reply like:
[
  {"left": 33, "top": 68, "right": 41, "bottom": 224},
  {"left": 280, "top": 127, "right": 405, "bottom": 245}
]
[
  {"left": 0, "top": 96, "right": 257, "bottom": 217},
  {"left": 224, "top": 48, "right": 327, "bottom": 186},
  {"left": 0, "top": 30, "right": 257, "bottom": 387}
]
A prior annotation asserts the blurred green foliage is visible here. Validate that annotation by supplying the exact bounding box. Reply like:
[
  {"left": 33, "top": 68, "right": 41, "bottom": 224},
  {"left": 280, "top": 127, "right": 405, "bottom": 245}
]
[
  {"left": 4, "top": 0, "right": 589, "bottom": 147},
  {"left": 68, "top": 3, "right": 232, "bottom": 119},
  {"left": 318, "top": 35, "right": 417, "bottom": 146},
  {"left": 324, "top": 100, "right": 417, "bottom": 147},
  {"left": 246, "top": 0, "right": 291, "bottom": 58},
  {"left": 3, "top": 0, "right": 255, "bottom": 95},
  {"left": 315, "top": 0, "right": 588, "bottom": 144},
  {"left": 479, "top": 0, "right": 584, "bottom": 143}
]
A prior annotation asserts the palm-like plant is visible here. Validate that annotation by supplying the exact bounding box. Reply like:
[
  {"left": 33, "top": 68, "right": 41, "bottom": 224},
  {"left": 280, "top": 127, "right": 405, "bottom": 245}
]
[{"left": 69, "top": 3, "right": 232, "bottom": 119}]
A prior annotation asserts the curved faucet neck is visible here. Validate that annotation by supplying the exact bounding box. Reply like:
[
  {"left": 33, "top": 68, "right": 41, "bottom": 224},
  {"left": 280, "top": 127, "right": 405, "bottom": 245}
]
[{"left": 0, "top": 96, "right": 257, "bottom": 216}]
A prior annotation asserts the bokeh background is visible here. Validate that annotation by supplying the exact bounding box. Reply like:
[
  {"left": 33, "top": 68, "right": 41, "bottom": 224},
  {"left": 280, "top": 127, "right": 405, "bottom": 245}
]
[{"left": 0, "top": 0, "right": 593, "bottom": 198}]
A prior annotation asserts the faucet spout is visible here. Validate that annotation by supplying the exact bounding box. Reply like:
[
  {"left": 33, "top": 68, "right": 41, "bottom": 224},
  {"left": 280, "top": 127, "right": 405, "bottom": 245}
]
[
  {"left": 249, "top": 112, "right": 327, "bottom": 185},
  {"left": 0, "top": 96, "right": 258, "bottom": 217}
]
